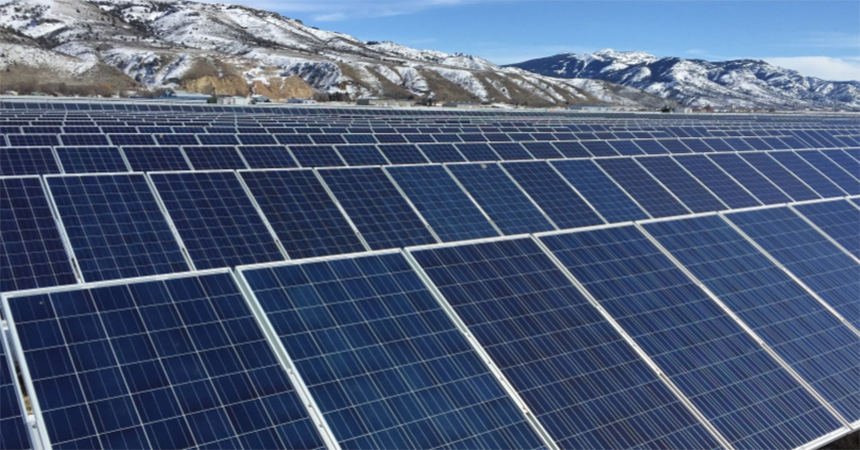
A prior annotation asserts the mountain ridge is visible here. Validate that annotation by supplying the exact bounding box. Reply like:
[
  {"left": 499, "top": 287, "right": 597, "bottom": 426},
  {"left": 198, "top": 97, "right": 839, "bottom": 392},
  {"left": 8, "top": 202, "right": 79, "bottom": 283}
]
[{"left": 507, "top": 50, "right": 860, "bottom": 110}]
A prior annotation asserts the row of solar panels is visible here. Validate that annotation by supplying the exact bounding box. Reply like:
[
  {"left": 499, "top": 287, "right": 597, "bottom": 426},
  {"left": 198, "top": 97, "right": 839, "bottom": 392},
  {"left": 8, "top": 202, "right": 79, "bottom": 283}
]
[
  {"left": 2, "top": 198, "right": 859, "bottom": 450},
  {"left": 2, "top": 146, "right": 858, "bottom": 292}
]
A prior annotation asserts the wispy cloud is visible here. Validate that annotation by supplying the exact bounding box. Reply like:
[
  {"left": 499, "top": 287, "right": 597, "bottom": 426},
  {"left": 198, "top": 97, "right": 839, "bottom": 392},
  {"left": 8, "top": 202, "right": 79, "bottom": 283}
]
[
  {"left": 782, "top": 31, "right": 860, "bottom": 50},
  {"left": 200, "top": 0, "right": 488, "bottom": 21},
  {"left": 764, "top": 56, "right": 860, "bottom": 81}
]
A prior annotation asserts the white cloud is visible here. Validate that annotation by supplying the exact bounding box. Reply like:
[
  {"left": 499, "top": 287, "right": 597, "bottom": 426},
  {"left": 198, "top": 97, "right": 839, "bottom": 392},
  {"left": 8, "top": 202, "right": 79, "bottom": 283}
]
[
  {"left": 199, "top": 0, "right": 485, "bottom": 21},
  {"left": 764, "top": 56, "right": 860, "bottom": 82}
]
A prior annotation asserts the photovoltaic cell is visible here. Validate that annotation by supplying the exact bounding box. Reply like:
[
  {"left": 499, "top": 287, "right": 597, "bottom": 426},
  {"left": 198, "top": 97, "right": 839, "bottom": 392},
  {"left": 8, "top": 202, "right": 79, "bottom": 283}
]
[
  {"left": 335, "top": 145, "right": 389, "bottom": 166},
  {"left": 238, "top": 146, "right": 299, "bottom": 169},
  {"left": 551, "top": 141, "right": 590, "bottom": 158},
  {"left": 795, "top": 151, "right": 860, "bottom": 195},
  {"left": 708, "top": 154, "right": 792, "bottom": 204},
  {"left": 767, "top": 152, "right": 847, "bottom": 198},
  {"left": 59, "top": 134, "right": 110, "bottom": 147},
  {"left": 377, "top": 144, "right": 429, "bottom": 165},
  {"left": 410, "top": 238, "right": 721, "bottom": 450},
  {"left": 150, "top": 171, "right": 284, "bottom": 270},
  {"left": 289, "top": 145, "right": 346, "bottom": 168},
  {"left": 239, "top": 170, "right": 365, "bottom": 259},
  {"left": 0, "top": 147, "right": 61, "bottom": 176},
  {"left": 197, "top": 135, "right": 239, "bottom": 146},
  {"left": 2, "top": 271, "right": 325, "bottom": 450},
  {"left": 0, "top": 177, "right": 76, "bottom": 293},
  {"left": 455, "top": 143, "right": 500, "bottom": 162},
  {"left": 446, "top": 164, "right": 555, "bottom": 235},
  {"left": 183, "top": 146, "right": 249, "bottom": 170},
  {"left": 8, "top": 134, "right": 59, "bottom": 147},
  {"left": 823, "top": 150, "right": 860, "bottom": 176},
  {"left": 418, "top": 144, "right": 465, "bottom": 163},
  {"left": 109, "top": 134, "right": 155, "bottom": 146},
  {"left": 739, "top": 152, "right": 820, "bottom": 201},
  {"left": 319, "top": 167, "right": 437, "bottom": 250},
  {"left": 501, "top": 161, "right": 603, "bottom": 229},
  {"left": 541, "top": 226, "right": 844, "bottom": 450},
  {"left": 673, "top": 155, "right": 761, "bottom": 209},
  {"left": 636, "top": 157, "right": 727, "bottom": 213},
  {"left": 520, "top": 142, "right": 562, "bottom": 159},
  {"left": 0, "top": 331, "right": 31, "bottom": 449},
  {"left": 597, "top": 158, "right": 691, "bottom": 218},
  {"left": 55, "top": 147, "right": 129, "bottom": 174},
  {"left": 489, "top": 143, "right": 532, "bottom": 160},
  {"left": 122, "top": 146, "right": 191, "bottom": 172},
  {"left": 551, "top": 159, "right": 649, "bottom": 223},
  {"left": 644, "top": 216, "right": 860, "bottom": 423},
  {"left": 46, "top": 174, "right": 189, "bottom": 282},
  {"left": 240, "top": 252, "right": 545, "bottom": 450},
  {"left": 792, "top": 200, "right": 860, "bottom": 259},
  {"left": 386, "top": 165, "right": 499, "bottom": 242}
]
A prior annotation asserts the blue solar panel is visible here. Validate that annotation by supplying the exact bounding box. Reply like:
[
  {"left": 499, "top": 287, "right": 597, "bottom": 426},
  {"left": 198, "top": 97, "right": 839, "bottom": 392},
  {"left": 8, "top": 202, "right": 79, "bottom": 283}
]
[
  {"left": 275, "top": 134, "right": 313, "bottom": 145},
  {"left": 644, "top": 216, "right": 860, "bottom": 423},
  {"left": 551, "top": 159, "right": 649, "bottom": 223},
  {"left": 289, "top": 145, "right": 346, "bottom": 167},
  {"left": 633, "top": 140, "right": 669, "bottom": 155},
  {"left": 597, "top": 158, "right": 691, "bottom": 218},
  {"left": 792, "top": 200, "right": 860, "bottom": 259},
  {"left": 739, "top": 153, "right": 820, "bottom": 201},
  {"left": 55, "top": 147, "right": 129, "bottom": 173},
  {"left": 541, "top": 226, "right": 843, "bottom": 450},
  {"left": 608, "top": 140, "right": 645, "bottom": 155},
  {"left": 708, "top": 154, "right": 792, "bottom": 204},
  {"left": 375, "top": 134, "right": 407, "bottom": 144},
  {"left": 150, "top": 171, "right": 284, "bottom": 270},
  {"left": 122, "top": 146, "right": 191, "bottom": 172},
  {"left": 410, "top": 238, "right": 721, "bottom": 450},
  {"left": 722, "top": 138, "right": 753, "bottom": 151},
  {"left": 551, "top": 141, "right": 591, "bottom": 158},
  {"left": 335, "top": 145, "right": 389, "bottom": 166},
  {"left": 108, "top": 134, "right": 155, "bottom": 146},
  {"left": 240, "top": 252, "right": 545, "bottom": 450},
  {"left": 673, "top": 155, "right": 761, "bottom": 209},
  {"left": 183, "top": 146, "right": 249, "bottom": 170},
  {"left": 726, "top": 207, "right": 860, "bottom": 330},
  {"left": 520, "top": 142, "right": 563, "bottom": 159},
  {"left": 502, "top": 161, "right": 604, "bottom": 229},
  {"left": 767, "top": 152, "right": 847, "bottom": 198},
  {"left": 196, "top": 134, "right": 240, "bottom": 146},
  {"left": 0, "top": 147, "right": 61, "bottom": 176},
  {"left": 489, "top": 142, "right": 533, "bottom": 160},
  {"left": 386, "top": 165, "right": 499, "bottom": 242},
  {"left": 581, "top": 140, "right": 619, "bottom": 157},
  {"left": 446, "top": 164, "right": 555, "bottom": 235},
  {"left": 377, "top": 144, "right": 429, "bottom": 164},
  {"left": 319, "top": 167, "right": 437, "bottom": 250},
  {"left": 238, "top": 146, "right": 299, "bottom": 169},
  {"left": 659, "top": 139, "right": 692, "bottom": 154},
  {"left": 795, "top": 151, "right": 860, "bottom": 195},
  {"left": 0, "top": 331, "right": 32, "bottom": 450},
  {"left": 0, "top": 177, "right": 76, "bottom": 293},
  {"left": 46, "top": 174, "right": 189, "bottom": 282},
  {"left": 8, "top": 134, "right": 59, "bottom": 147},
  {"left": 239, "top": 170, "right": 365, "bottom": 259},
  {"left": 418, "top": 144, "right": 465, "bottom": 163},
  {"left": 155, "top": 134, "right": 198, "bottom": 146},
  {"left": 310, "top": 134, "right": 346, "bottom": 145},
  {"left": 59, "top": 134, "right": 110, "bottom": 147},
  {"left": 238, "top": 134, "right": 278, "bottom": 145},
  {"left": 2, "top": 271, "right": 325, "bottom": 450},
  {"left": 636, "top": 157, "right": 727, "bottom": 213},
  {"left": 824, "top": 150, "right": 860, "bottom": 175},
  {"left": 455, "top": 143, "right": 500, "bottom": 162}
]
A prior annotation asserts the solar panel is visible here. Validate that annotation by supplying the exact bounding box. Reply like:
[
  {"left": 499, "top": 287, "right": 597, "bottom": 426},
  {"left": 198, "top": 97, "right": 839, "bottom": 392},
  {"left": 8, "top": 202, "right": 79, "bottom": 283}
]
[
  {"left": 672, "top": 155, "right": 761, "bottom": 209},
  {"left": 767, "top": 151, "right": 847, "bottom": 198},
  {"left": 239, "top": 252, "right": 546, "bottom": 450},
  {"left": 54, "top": 147, "right": 129, "bottom": 173},
  {"left": 310, "top": 134, "right": 346, "bottom": 145},
  {"left": 823, "top": 149, "right": 860, "bottom": 175},
  {"left": 289, "top": 145, "right": 346, "bottom": 167},
  {"left": 8, "top": 134, "right": 59, "bottom": 147},
  {"left": 501, "top": 161, "right": 604, "bottom": 229},
  {"left": 636, "top": 157, "right": 727, "bottom": 213},
  {"left": 0, "top": 147, "right": 61, "bottom": 176},
  {"left": 446, "top": 163, "right": 555, "bottom": 235},
  {"left": 122, "top": 146, "right": 191, "bottom": 172},
  {"left": 707, "top": 153, "right": 792, "bottom": 204},
  {"left": 182, "top": 146, "right": 249, "bottom": 170},
  {"left": 795, "top": 151, "right": 860, "bottom": 195},
  {"left": 551, "top": 159, "right": 650, "bottom": 223},
  {"left": 455, "top": 143, "right": 500, "bottom": 162},
  {"left": 541, "top": 225, "right": 843, "bottom": 450},
  {"left": 644, "top": 215, "right": 860, "bottom": 423},
  {"left": 608, "top": 140, "right": 645, "bottom": 155},
  {"left": 0, "top": 176, "right": 77, "bottom": 293},
  {"left": 581, "top": 140, "right": 619, "bottom": 157},
  {"left": 275, "top": 134, "right": 313, "bottom": 145},
  {"left": 386, "top": 165, "right": 500, "bottom": 242},
  {"left": 335, "top": 145, "right": 389, "bottom": 166},
  {"left": 239, "top": 170, "right": 366, "bottom": 259},
  {"left": 489, "top": 142, "right": 533, "bottom": 160},
  {"left": 45, "top": 174, "right": 190, "bottom": 282},
  {"left": 520, "top": 142, "right": 563, "bottom": 159},
  {"left": 238, "top": 134, "right": 278, "bottom": 145},
  {"left": 318, "top": 167, "right": 437, "bottom": 250},
  {"left": 0, "top": 330, "right": 32, "bottom": 450},
  {"left": 377, "top": 144, "right": 429, "bottom": 164},
  {"left": 596, "top": 158, "right": 691, "bottom": 218},
  {"left": 149, "top": 171, "right": 285, "bottom": 270},
  {"left": 375, "top": 133, "right": 407, "bottom": 144},
  {"left": 108, "top": 134, "right": 156, "bottom": 146},
  {"left": 418, "top": 144, "right": 466, "bottom": 163},
  {"left": 59, "top": 134, "right": 110, "bottom": 147},
  {"left": 739, "top": 152, "right": 820, "bottom": 201},
  {"left": 633, "top": 140, "right": 669, "bottom": 154},
  {"left": 792, "top": 200, "right": 860, "bottom": 259},
  {"left": 196, "top": 134, "right": 240, "bottom": 146},
  {"left": 409, "top": 237, "right": 722, "bottom": 450},
  {"left": 1, "top": 270, "right": 326, "bottom": 450},
  {"left": 551, "top": 141, "right": 591, "bottom": 158},
  {"left": 726, "top": 207, "right": 860, "bottom": 330},
  {"left": 237, "top": 146, "right": 299, "bottom": 169}
]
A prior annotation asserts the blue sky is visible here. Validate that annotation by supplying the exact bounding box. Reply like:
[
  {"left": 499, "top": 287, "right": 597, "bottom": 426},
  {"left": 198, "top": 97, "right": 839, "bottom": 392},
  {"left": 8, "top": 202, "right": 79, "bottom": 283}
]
[{"left": 219, "top": 1, "right": 860, "bottom": 80}]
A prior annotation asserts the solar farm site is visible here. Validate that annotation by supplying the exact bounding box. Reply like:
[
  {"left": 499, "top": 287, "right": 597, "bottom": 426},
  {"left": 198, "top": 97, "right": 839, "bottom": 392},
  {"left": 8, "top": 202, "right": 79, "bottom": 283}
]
[{"left": 0, "top": 100, "right": 858, "bottom": 450}]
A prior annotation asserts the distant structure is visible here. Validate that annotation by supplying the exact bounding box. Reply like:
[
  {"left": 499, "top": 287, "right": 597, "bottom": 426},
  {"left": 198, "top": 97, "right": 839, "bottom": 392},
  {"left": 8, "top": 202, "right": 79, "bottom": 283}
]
[
  {"left": 357, "top": 98, "right": 414, "bottom": 107},
  {"left": 568, "top": 104, "right": 615, "bottom": 112},
  {"left": 218, "top": 96, "right": 251, "bottom": 106},
  {"left": 442, "top": 101, "right": 481, "bottom": 109},
  {"left": 286, "top": 98, "right": 318, "bottom": 104}
]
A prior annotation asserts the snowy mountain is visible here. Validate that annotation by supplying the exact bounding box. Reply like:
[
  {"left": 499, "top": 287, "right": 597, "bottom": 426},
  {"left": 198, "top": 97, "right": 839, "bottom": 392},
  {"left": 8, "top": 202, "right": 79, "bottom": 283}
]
[
  {"left": 508, "top": 49, "right": 860, "bottom": 110},
  {"left": 0, "top": 0, "right": 666, "bottom": 107}
]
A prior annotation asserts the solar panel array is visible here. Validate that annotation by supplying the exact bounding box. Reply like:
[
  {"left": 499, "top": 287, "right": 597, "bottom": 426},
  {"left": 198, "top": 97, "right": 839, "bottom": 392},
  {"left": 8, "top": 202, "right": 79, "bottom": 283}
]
[{"left": 1, "top": 100, "right": 858, "bottom": 450}]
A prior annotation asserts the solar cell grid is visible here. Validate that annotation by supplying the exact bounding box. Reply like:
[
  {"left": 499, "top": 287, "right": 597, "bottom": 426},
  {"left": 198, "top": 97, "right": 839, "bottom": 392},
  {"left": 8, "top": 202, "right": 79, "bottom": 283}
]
[
  {"left": 0, "top": 330, "right": 32, "bottom": 450},
  {"left": 634, "top": 139, "right": 669, "bottom": 154},
  {"left": 708, "top": 153, "right": 792, "bottom": 204},
  {"left": 8, "top": 134, "right": 59, "bottom": 147},
  {"left": 410, "top": 238, "right": 722, "bottom": 450},
  {"left": 109, "top": 134, "right": 155, "bottom": 146},
  {"left": 417, "top": 144, "right": 466, "bottom": 163},
  {"left": 55, "top": 146, "right": 130, "bottom": 174},
  {"left": 446, "top": 163, "right": 555, "bottom": 235},
  {"left": 149, "top": 171, "right": 285, "bottom": 270},
  {"left": 377, "top": 144, "right": 429, "bottom": 165},
  {"left": 156, "top": 134, "right": 199, "bottom": 146},
  {"left": 597, "top": 158, "right": 691, "bottom": 218},
  {"left": 46, "top": 174, "right": 190, "bottom": 282},
  {"left": 551, "top": 159, "right": 650, "bottom": 223},
  {"left": 521, "top": 141, "right": 563, "bottom": 159},
  {"left": 2, "top": 270, "right": 327, "bottom": 450},
  {"left": 0, "top": 147, "right": 61, "bottom": 176},
  {"left": 541, "top": 226, "right": 840, "bottom": 450},
  {"left": 739, "top": 152, "right": 820, "bottom": 201},
  {"left": 183, "top": 146, "right": 249, "bottom": 170},
  {"left": 238, "top": 146, "right": 299, "bottom": 169},
  {"left": 455, "top": 143, "right": 500, "bottom": 161},
  {"left": 238, "top": 134, "right": 278, "bottom": 146},
  {"left": 240, "top": 252, "right": 546, "bottom": 450},
  {"left": 289, "top": 145, "right": 346, "bottom": 168},
  {"left": 825, "top": 149, "right": 860, "bottom": 174},
  {"left": 644, "top": 216, "right": 860, "bottom": 423},
  {"left": 636, "top": 156, "right": 728, "bottom": 213},
  {"left": 792, "top": 200, "right": 860, "bottom": 259},
  {"left": 767, "top": 152, "right": 847, "bottom": 197},
  {"left": 59, "top": 134, "right": 110, "bottom": 147}
]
